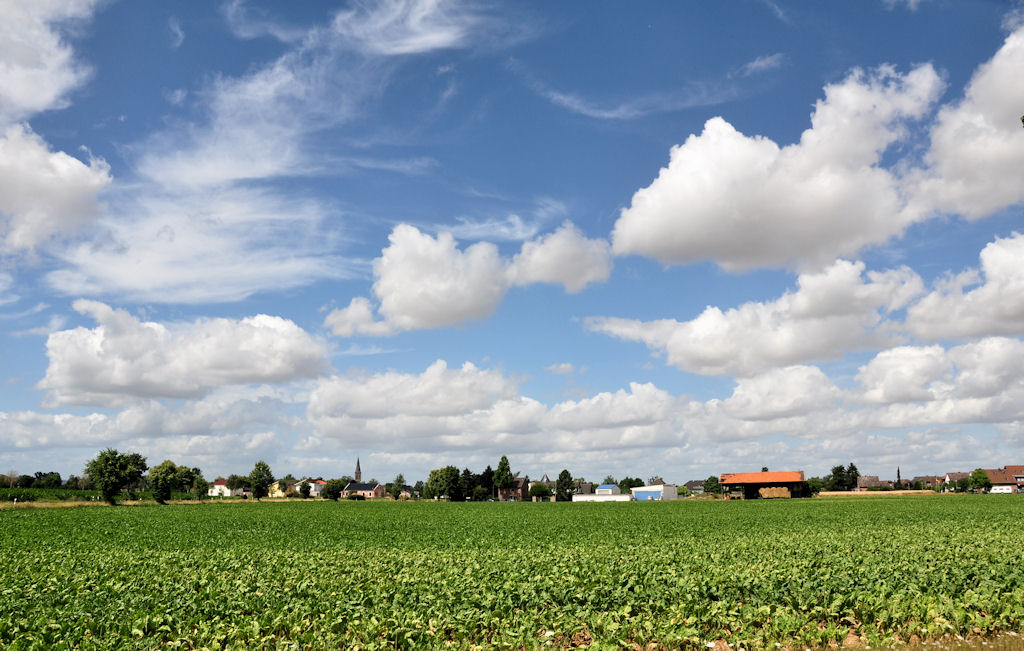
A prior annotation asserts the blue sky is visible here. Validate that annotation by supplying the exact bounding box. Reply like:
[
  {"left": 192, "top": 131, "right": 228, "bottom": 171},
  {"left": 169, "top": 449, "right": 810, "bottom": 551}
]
[{"left": 2, "top": 0, "right": 1024, "bottom": 486}]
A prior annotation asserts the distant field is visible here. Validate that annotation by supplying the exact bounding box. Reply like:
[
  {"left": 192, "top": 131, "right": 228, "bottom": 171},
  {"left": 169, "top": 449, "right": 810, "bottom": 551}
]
[{"left": 1, "top": 497, "right": 1023, "bottom": 649}]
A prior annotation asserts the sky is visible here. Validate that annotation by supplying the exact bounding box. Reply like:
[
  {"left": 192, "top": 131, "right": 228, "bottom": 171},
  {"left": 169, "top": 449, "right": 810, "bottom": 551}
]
[{"left": 2, "top": 0, "right": 1024, "bottom": 486}]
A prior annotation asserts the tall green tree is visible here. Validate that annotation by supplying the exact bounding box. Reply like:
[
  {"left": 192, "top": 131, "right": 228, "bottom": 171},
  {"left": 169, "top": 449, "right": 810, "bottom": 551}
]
[
  {"left": 225, "top": 474, "right": 249, "bottom": 492},
  {"left": 618, "top": 477, "right": 644, "bottom": 494},
  {"left": 529, "top": 483, "right": 552, "bottom": 500},
  {"left": 85, "top": 448, "right": 148, "bottom": 505},
  {"left": 846, "top": 463, "right": 860, "bottom": 490},
  {"left": 969, "top": 469, "right": 992, "bottom": 493},
  {"left": 149, "top": 460, "right": 181, "bottom": 505},
  {"left": 388, "top": 473, "right": 406, "bottom": 500},
  {"left": 555, "top": 469, "right": 573, "bottom": 502},
  {"left": 458, "top": 468, "right": 476, "bottom": 502},
  {"left": 494, "top": 456, "right": 514, "bottom": 498},
  {"left": 322, "top": 479, "right": 346, "bottom": 501},
  {"left": 33, "top": 471, "right": 62, "bottom": 489},
  {"left": 191, "top": 474, "right": 209, "bottom": 500},
  {"left": 299, "top": 480, "right": 311, "bottom": 499},
  {"left": 425, "top": 466, "right": 460, "bottom": 500},
  {"left": 478, "top": 465, "right": 494, "bottom": 497},
  {"left": 248, "top": 461, "right": 274, "bottom": 501},
  {"left": 825, "top": 465, "right": 848, "bottom": 492},
  {"left": 703, "top": 475, "right": 721, "bottom": 495}
]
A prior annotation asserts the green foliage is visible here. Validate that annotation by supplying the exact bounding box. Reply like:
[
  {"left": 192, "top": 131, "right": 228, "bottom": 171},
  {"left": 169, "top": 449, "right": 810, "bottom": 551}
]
[
  {"left": 471, "top": 485, "right": 490, "bottom": 502},
  {"left": 3, "top": 498, "right": 1024, "bottom": 649},
  {"left": 555, "top": 469, "right": 573, "bottom": 502},
  {"left": 528, "top": 482, "right": 552, "bottom": 499},
  {"left": 33, "top": 471, "right": 62, "bottom": 489},
  {"left": 149, "top": 462, "right": 206, "bottom": 504},
  {"left": 225, "top": 474, "right": 248, "bottom": 491},
  {"left": 322, "top": 479, "right": 346, "bottom": 501},
  {"left": 825, "top": 462, "right": 860, "bottom": 491},
  {"left": 299, "top": 480, "right": 311, "bottom": 499},
  {"left": 85, "top": 448, "right": 148, "bottom": 505},
  {"left": 388, "top": 473, "right": 406, "bottom": 500},
  {"left": 493, "top": 456, "right": 513, "bottom": 493},
  {"left": 969, "top": 468, "right": 992, "bottom": 493},
  {"left": 425, "top": 466, "right": 460, "bottom": 500},
  {"left": 618, "top": 477, "right": 644, "bottom": 494},
  {"left": 703, "top": 475, "right": 721, "bottom": 494},
  {"left": 248, "top": 462, "right": 274, "bottom": 501}
]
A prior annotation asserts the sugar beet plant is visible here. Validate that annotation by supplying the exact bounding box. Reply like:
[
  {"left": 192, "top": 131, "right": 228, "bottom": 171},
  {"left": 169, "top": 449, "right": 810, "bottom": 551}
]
[{"left": 1, "top": 497, "right": 1023, "bottom": 649}]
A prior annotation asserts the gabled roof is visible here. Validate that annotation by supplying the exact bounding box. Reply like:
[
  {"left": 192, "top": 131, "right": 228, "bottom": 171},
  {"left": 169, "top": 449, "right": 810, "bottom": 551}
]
[
  {"left": 345, "top": 482, "right": 381, "bottom": 491},
  {"left": 720, "top": 471, "right": 805, "bottom": 484},
  {"left": 213, "top": 479, "right": 227, "bottom": 486},
  {"left": 984, "top": 468, "right": 1016, "bottom": 485},
  {"left": 945, "top": 472, "right": 969, "bottom": 481}
]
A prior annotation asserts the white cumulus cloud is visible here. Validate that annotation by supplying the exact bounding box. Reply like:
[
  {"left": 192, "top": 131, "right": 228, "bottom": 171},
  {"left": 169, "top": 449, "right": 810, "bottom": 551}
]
[
  {"left": 0, "top": 124, "right": 110, "bottom": 253},
  {"left": 39, "top": 300, "right": 329, "bottom": 407},
  {"left": 0, "top": 0, "right": 98, "bottom": 124},
  {"left": 906, "top": 233, "right": 1024, "bottom": 339},
  {"left": 908, "top": 26, "right": 1024, "bottom": 219},
  {"left": 325, "top": 223, "right": 611, "bottom": 336},
  {"left": 586, "top": 259, "right": 923, "bottom": 377},
  {"left": 612, "top": 64, "right": 943, "bottom": 271}
]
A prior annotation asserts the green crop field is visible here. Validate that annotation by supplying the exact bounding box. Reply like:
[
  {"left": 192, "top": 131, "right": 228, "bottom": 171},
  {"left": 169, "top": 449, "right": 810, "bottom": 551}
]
[{"left": 1, "top": 496, "right": 1023, "bottom": 649}]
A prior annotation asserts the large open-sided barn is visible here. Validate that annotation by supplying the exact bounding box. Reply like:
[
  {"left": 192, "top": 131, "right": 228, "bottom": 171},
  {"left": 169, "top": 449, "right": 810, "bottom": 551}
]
[{"left": 720, "top": 471, "right": 809, "bottom": 499}]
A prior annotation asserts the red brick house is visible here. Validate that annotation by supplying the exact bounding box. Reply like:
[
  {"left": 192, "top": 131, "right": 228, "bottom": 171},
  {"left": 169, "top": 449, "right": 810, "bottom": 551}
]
[
  {"left": 498, "top": 476, "right": 529, "bottom": 501},
  {"left": 343, "top": 482, "right": 385, "bottom": 499}
]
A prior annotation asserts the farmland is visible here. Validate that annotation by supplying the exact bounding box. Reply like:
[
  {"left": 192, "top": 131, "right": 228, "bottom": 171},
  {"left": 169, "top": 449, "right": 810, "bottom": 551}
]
[{"left": 1, "top": 497, "right": 1023, "bottom": 649}]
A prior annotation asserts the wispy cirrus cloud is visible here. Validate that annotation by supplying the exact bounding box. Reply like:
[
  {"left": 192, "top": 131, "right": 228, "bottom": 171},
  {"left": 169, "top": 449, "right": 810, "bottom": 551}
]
[
  {"left": 511, "top": 58, "right": 739, "bottom": 119},
  {"left": 732, "top": 53, "right": 786, "bottom": 77},
  {"left": 168, "top": 16, "right": 185, "bottom": 49}
]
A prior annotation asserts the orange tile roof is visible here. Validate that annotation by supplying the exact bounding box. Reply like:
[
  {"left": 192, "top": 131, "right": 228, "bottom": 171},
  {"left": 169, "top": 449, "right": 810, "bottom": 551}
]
[{"left": 720, "top": 471, "right": 805, "bottom": 484}]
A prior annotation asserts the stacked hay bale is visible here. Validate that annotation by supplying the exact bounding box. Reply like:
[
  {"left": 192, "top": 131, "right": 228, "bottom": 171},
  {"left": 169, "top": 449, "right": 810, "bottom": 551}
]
[{"left": 758, "top": 486, "right": 792, "bottom": 499}]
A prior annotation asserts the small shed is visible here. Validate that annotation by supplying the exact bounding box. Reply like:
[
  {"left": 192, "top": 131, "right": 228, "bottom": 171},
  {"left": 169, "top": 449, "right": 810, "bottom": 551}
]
[{"left": 719, "top": 471, "right": 808, "bottom": 499}]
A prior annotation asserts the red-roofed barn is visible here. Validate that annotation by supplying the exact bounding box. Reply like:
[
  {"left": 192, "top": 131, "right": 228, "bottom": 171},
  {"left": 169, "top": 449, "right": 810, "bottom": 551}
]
[{"left": 719, "top": 471, "right": 809, "bottom": 499}]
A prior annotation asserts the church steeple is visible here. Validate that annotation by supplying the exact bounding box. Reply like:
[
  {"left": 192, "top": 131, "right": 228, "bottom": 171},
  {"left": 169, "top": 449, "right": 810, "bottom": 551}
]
[{"left": 355, "top": 457, "right": 362, "bottom": 483}]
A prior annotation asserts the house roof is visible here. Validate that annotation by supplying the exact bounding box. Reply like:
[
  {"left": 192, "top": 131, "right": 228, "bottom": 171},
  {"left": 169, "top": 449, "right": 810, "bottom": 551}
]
[
  {"left": 684, "top": 480, "right": 705, "bottom": 490},
  {"left": 984, "top": 468, "right": 1017, "bottom": 485},
  {"left": 597, "top": 483, "right": 617, "bottom": 490},
  {"left": 945, "top": 472, "right": 969, "bottom": 481},
  {"left": 345, "top": 482, "right": 381, "bottom": 491},
  {"left": 213, "top": 479, "right": 227, "bottom": 486},
  {"left": 720, "top": 471, "right": 805, "bottom": 484}
]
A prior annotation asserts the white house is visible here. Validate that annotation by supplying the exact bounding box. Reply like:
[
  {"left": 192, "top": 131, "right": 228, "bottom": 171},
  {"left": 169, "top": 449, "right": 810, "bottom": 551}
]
[
  {"left": 208, "top": 479, "right": 244, "bottom": 497},
  {"left": 573, "top": 484, "right": 632, "bottom": 502},
  {"left": 303, "top": 479, "right": 326, "bottom": 498},
  {"left": 631, "top": 484, "right": 678, "bottom": 501}
]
